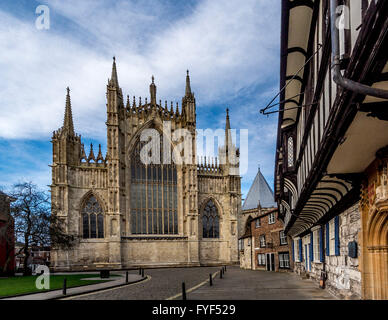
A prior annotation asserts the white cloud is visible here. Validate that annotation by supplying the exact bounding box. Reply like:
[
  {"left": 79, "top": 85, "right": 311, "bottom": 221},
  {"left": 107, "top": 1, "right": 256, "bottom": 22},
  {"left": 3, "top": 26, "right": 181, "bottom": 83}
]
[{"left": 0, "top": 0, "right": 280, "bottom": 141}]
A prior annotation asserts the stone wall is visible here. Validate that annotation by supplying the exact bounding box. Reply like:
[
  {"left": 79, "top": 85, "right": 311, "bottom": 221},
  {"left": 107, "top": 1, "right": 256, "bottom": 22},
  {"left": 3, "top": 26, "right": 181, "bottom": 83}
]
[
  {"left": 239, "top": 237, "right": 252, "bottom": 269},
  {"left": 293, "top": 203, "right": 361, "bottom": 299},
  {"left": 121, "top": 239, "right": 191, "bottom": 267}
]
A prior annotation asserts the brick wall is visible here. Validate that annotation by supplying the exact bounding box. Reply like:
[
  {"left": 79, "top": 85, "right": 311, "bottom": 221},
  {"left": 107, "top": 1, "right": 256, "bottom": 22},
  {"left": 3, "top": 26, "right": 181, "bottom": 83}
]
[
  {"left": 0, "top": 193, "right": 15, "bottom": 275},
  {"left": 251, "top": 209, "right": 293, "bottom": 272}
]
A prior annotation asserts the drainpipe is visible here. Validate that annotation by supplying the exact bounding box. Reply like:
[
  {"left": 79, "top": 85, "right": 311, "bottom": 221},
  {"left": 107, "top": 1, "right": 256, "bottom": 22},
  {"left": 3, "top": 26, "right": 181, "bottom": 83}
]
[
  {"left": 251, "top": 236, "right": 253, "bottom": 270},
  {"left": 330, "top": 0, "right": 388, "bottom": 99}
]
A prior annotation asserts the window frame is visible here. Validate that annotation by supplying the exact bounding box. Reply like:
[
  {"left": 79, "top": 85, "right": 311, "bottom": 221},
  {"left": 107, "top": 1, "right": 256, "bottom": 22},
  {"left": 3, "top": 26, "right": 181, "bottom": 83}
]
[
  {"left": 130, "top": 136, "right": 178, "bottom": 235},
  {"left": 294, "top": 239, "right": 300, "bottom": 262},
  {"left": 81, "top": 195, "right": 104, "bottom": 239},
  {"left": 268, "top": 212, "right": 275, "bottom": 224},
  {"left": 313, "top": 229, "right": 320, "bottom": 262},
  {"left": 259, "top": 235, "right": 266, "bottom": 248},
  {"left": 255, "top": 218, "right": 261, "bottom": 228},
  {"left": 202, "top": 200, "right": 220, "bottom": 239},
  {"left": 329, "top": 219, "right": 336, "bottom": 256},
  {"left": 257, "top": 253, "right": 266, "bottom": 266},
  {"left": 279, "top": 230, "right": 287, "bottom": 245},
  {"left": 239, "top": 239, "right": 244, "bottom": 251},
  {"left": 279, "top": 252, "right": 290, "bottom": 269}
]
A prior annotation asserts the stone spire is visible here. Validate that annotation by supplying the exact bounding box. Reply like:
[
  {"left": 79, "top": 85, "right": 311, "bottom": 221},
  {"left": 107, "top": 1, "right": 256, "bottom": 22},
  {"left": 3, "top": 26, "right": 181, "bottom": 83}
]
[
  {"left": 185, "top": 70, "right": 192, "bottom": 97},
  {"left": 150, "top": 75, "right": 157, "bottom": 105},
  {"left": 109, "top": 56, "right": 119, "bottom": 88},
  {"left": 96, "top": 144, "right": 104, "bottom": 162},
  {"left": 126, "top": 95, "right": 130, "bottom": 109},
  {"left": 80, "top": 143, "right": 87, "bottom": 162},
  {"left": 63, "top": 87, "right": 75, "bottom": 135},
  {"left": 88, "top": 143, "right": 96, "bottom": 162}
]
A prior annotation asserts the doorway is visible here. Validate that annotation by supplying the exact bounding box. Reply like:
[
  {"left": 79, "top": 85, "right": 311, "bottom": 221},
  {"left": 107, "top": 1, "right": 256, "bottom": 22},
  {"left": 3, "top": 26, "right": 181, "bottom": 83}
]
[{"left": 266, "top": 253, "right": 275, "bottom": 271}]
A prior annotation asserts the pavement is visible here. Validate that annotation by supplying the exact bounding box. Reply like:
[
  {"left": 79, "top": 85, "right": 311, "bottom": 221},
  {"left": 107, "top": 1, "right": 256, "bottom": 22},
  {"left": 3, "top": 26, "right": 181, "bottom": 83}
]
[
  {"left": 2, "top": 271, "right": 145, "bottom": 300},
  {"left": 184, "top": 266, "right": 337, "bottom": 300}
]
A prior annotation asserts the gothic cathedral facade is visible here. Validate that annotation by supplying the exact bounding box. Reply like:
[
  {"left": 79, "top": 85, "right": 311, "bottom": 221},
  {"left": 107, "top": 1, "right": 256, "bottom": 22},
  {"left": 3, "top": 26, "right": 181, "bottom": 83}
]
[{"left": 50, "top": 58, "right": 242, "bottom": 270}]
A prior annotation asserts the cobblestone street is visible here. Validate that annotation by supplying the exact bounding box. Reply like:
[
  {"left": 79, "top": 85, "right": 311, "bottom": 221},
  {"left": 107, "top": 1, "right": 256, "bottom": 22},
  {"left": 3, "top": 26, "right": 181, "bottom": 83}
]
[
  {"left": 67, "top": 267, "right": 220, "bottom": 300},
  {"left": 67, "top": 266, "right": 336, "bottom": 300}
]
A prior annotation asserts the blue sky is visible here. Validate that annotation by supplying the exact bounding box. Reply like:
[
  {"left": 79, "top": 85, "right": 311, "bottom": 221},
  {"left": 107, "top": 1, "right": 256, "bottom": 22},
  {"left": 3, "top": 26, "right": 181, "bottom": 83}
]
[{"left": 0, "top": 0, "right": 280, "bottom": 201}]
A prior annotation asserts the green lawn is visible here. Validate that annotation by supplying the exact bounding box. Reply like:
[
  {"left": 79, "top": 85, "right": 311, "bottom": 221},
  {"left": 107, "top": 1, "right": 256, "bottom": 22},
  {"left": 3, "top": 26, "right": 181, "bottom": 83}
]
[{"left": 0, "top": 274, "right": 119, "bottom": 297}]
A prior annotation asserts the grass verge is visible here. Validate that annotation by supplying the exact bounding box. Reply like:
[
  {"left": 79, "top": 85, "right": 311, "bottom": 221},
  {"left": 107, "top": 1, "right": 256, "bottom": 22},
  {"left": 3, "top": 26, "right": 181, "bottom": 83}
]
[{"left": 0, "top": 274, "right": 119, "bottom": 297}]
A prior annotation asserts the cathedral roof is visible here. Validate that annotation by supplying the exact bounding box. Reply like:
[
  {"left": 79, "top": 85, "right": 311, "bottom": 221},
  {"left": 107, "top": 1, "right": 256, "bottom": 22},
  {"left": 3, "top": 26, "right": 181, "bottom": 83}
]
[{"left": 242, "top": 167, "right": 276, "bottom": 210}]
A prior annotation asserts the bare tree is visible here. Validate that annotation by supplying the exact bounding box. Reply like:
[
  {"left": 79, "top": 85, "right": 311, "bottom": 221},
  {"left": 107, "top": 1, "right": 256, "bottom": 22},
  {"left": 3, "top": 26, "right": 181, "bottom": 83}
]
[{"left": 9, "top": 182, "right": 76, "bottom": 275}]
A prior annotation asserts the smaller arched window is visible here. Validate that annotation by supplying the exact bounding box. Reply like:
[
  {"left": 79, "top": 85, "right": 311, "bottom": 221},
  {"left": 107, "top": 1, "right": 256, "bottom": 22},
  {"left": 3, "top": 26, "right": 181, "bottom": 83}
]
[
  {"left": 202, "top": 200, "right": 219, "bottom": 238},
  {"left": 287, "top": 136, "right": 294, "bottom": 168},
  {"left": 82, "top": 195, "right": 104, "bottom": 239}
]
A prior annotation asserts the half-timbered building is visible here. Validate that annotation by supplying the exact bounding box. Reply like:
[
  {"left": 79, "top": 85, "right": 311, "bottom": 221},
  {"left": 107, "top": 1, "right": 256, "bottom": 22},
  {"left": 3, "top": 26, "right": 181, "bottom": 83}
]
[{"left": 273, "top": 0, "right": 388, "bottom": 299}]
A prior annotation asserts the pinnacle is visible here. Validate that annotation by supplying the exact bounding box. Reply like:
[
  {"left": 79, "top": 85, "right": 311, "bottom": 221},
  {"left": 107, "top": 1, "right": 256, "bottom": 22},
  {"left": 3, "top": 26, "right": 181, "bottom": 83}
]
[
  {"left": 109, "top": 56, "right": 119, "bottom": 88},
  {"left": 63, "top": 86, "right": 75, "bottom": 135}
]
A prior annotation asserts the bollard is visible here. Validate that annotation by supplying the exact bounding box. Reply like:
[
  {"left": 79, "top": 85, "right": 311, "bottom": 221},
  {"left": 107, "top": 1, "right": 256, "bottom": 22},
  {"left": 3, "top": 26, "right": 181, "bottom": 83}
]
[
  {"left": 225, "top": 265, "right": 227, "bottom": 272},
  {"left": 209, "top": 273, "right": 213, "bottom": 286},
  {"left": 63, "top": 278, "right": 67, "bottom": 295},
  {"left": 182, "top": 282, "right": 187, "bottom": 300},
  {"left": 126, "top": 271, "right": 129, "bottom": 283},
  {"left": 141, "top": 268, "right": 144, "bottom": 278},
  {"left": 220, "top": 269, "right": 223, "bottom": 279}
]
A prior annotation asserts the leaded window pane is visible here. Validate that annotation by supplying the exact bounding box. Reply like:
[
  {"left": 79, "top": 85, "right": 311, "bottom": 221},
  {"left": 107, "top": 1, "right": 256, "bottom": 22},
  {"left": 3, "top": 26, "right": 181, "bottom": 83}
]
[
  {"left": 82, "top": 195, "right": 104, "bottom": 239},
  {"left": 142, "top": 210, "right": 146, "bottom": 234},
  {"left": 174, "top": 211, "right": 178, "bottom": 234},
  {"left": 153, "top": 210, "right": 158, "bottom": 234},
  {"left": 202, "top": 200, "right": 220, "bottom": 238},
  {"left": 158, "top": 209, "right": 162, "bottom": 233},
  {"left": 131, "top": 210, "right": 137, "bottom": 234},
  {"left": 83, "top": 213, "right": 89, "bottom": 238},
  {"left": 90, "top": 213, "right": 96, "bottom": 238},
  {"left": 164, "top": 209, "right": 168, "bottom": 234},
  {"left": 97, "top": 214, "right": 104, "bottom": 238},
  {"left": 167, "top": 211, "right": 171, "bottom": 234},
  {"left": 148, "top": 210, "right": 152, "bottom": 234}
]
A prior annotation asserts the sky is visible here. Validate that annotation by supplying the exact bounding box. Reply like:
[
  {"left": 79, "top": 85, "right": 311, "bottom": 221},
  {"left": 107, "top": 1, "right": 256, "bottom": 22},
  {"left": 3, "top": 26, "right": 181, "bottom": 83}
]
[{"left": 0, "top": 0, "right": 280, "bottom": 201}]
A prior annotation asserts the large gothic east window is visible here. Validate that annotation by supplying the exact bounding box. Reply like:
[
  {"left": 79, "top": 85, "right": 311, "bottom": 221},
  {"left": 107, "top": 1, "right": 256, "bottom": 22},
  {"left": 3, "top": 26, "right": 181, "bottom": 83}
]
[
  {"left": 82, "top": 195, "right": 104, "bottom": 239},
  {"left": 202, "top": 200, "right": 219, "bottom": 238},
  {"left": 130, "top": 137, "right": 178, "bottom": 234}
]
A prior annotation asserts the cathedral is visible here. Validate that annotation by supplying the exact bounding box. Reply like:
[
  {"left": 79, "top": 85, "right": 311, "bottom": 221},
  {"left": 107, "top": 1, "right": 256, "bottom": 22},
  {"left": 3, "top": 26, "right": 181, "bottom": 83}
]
[{"left": 50, "top": 58, "right": 242, "bottom": 270}]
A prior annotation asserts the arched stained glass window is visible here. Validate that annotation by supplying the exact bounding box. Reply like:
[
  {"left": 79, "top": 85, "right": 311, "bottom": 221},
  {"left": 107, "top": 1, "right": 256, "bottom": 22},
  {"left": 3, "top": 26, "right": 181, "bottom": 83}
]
[
  {"left": 130, "top": 134, "right": 178, "bottom": 235},
  {"left": 202, "top": 200, "right": 219, "bottom": 238},
  {"left": 288, "top": 136, "right": 294, "bottom": 168},
  {"left": 82, "top": 195, "right": 104, "bottom": 239}
]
